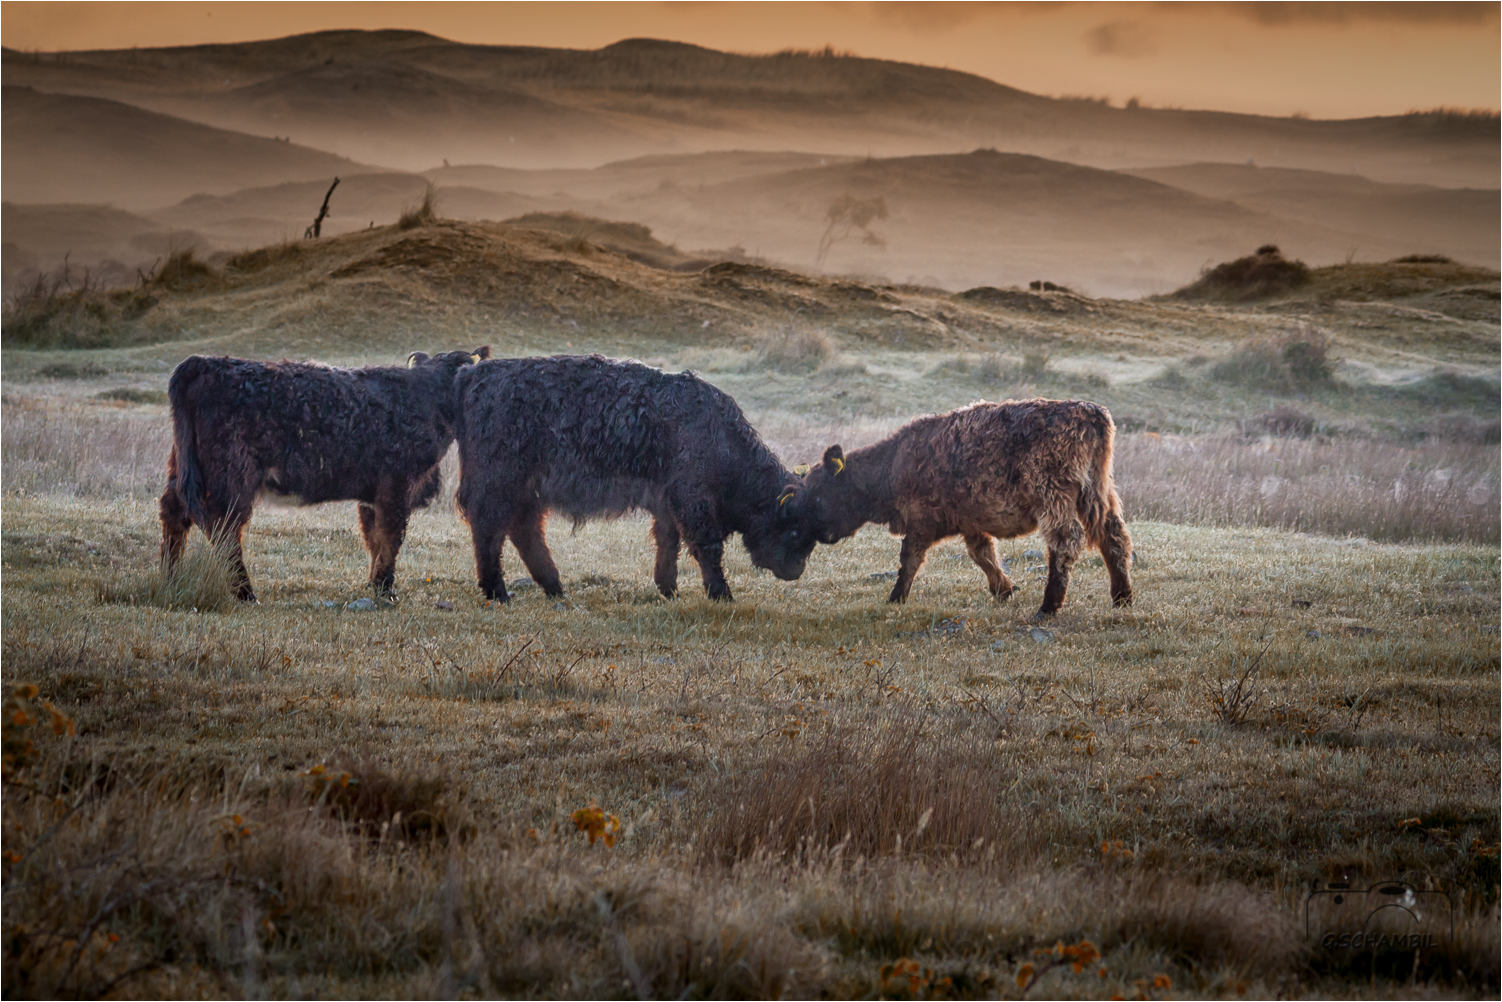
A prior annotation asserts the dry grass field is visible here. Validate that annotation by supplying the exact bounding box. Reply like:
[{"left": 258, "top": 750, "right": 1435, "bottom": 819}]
[{"left": 2, "top": 223, "right": 1498, "bottom": 998}]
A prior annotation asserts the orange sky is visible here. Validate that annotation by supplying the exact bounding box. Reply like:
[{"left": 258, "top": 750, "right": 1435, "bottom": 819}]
[{"left": 2, "top": 2, "right": 1497, "bottom": 119}]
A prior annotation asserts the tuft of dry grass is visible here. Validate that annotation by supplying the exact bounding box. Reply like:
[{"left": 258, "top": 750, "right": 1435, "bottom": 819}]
[
  {"left": 756, "top": 326, "right": 836, "bottom": 372},
  {"left": 398, "top": 184, "right": 440, "bottom": 230},
  {"left": 694, "top": 704, "right": 1025, "bottom": 866},
  {"left": 97, "top": 534, "right": 240, "bottom": 612}
]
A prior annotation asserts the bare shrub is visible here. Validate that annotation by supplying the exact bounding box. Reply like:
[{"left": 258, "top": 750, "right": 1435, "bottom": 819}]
[
  {"left": 1, "top": 263, "right": 156, "bottom": 349},
  {"left": 1172, "top": 247, "right": 1311, "bottom": 301},
  {"left": 1210, "top": 327, "right": 1333, "bottom": 393},
  {"left": 1201, "top": 641, "right": 1268, "bottom": 725},
  {"left": 152, "top": 249, "right": 216, "bottom": 291}
]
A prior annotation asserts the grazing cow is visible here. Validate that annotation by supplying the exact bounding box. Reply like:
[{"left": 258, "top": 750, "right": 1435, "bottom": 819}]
[
  {"left": 159, "top": 347, "right": 490, "bottom": 601},
  {"left": 454, "top": 354, "right": 814, "bottom": 602},
  {"left": 792, "top": 399, "right": 1133, "bottom": 619}
]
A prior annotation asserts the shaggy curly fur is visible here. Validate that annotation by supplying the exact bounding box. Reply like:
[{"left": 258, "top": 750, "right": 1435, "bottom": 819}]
[
  {"left": 793, "top": 398, "right": 1133, "bottom": 619},
  {"left": 159, "top": 347, "right": 489, "bottom": 601},
  {"left": 454, "top": 354, "right": 813, "bottom": 602}
]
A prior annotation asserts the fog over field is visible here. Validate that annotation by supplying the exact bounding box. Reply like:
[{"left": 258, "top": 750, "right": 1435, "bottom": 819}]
[{"left": 2, "top": 14, "right": 1498, "bottom": 1001}]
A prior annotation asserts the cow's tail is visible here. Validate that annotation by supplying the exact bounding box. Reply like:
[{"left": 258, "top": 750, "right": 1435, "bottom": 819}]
[
  {"left": 1076, "top": 404, "right": 1122, "bottom": 548},
  {"left": 167, "top": 358, "right": 210, "bottom": 529}
]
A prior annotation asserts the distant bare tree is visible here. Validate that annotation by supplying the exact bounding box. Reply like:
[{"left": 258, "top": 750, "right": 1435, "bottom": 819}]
[
  {"left": 305, "top": 177, "right": 340, "bottom": 239},
  {"left": 815, "top": 193, "right": 888, "bottom": 266}
]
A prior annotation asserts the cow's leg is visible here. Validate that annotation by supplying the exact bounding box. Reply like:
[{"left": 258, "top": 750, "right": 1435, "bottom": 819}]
[
  {"left": 650, "top": 515, "right": 681, "bottom": 598},
  {"left": 465, "top": 506, "right": 510, "bottom": 603},
  {"left": 964, "top": 531, "right": 1013, "bottom": 601},
  {"left": 1037, "top": 511, "right": 1085, "bottom": 620},
  {"left": 362, "top": 484, "right": 412, "bottom": 597},
  {"left": 672, "top": 493, "right": 731, "bottom": 601},
  {"left": 889, "top": 529, "right": 938, "bottom": 603},
  {"left": 509, "top": 505, "right": 563, "bottom": 598},
  {"left": 203, "top": 492, "right": 256, "bottom": 602},
  {"left": 159, "top": 447, "right": 192, "bottom": 571},
  {"left": 1098, "top": 500, "right": 1134, "bottom": 607}
]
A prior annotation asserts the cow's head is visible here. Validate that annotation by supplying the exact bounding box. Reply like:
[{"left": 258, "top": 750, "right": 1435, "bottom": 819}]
[
  {"left": 796, "top": 444, "right": 866, "bottom": 544},
  {"left": 407, "top": 345, "right": 491, "bottom": 371},
  {"left": 741, "top": 474, "right": 819, "bottom": 581}
]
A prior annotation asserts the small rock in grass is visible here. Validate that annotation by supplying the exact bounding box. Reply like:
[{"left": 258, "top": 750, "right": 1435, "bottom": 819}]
[
  {"left": 345, "top": 597, "right": 377, "bottom": 611},
  {"left": 1023, "top": 548, "right": 1045, "bottom": 559},
  {"left": 434, "top": 600, "right": 455, "bottom": 610},
  {"left": 867, "top": 570, "right": 899, "bottom": 581}
]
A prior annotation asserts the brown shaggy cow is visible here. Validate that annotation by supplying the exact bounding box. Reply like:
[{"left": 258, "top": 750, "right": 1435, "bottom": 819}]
[
  {"left": 791, "top": 399, "right": 1133, "bottom": 619},
  {"left": 454, "top": 354, "right": 815, "bottom": 602},
  {"left": 159, "top": 347, "right": 489, "bottom": 601}
]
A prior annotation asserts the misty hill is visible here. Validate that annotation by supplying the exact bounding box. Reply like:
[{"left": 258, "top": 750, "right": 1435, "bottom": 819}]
[
  {"left": 5, "top": 31, "right": 1495, "bottom": 186},
  {"left": 1127, "top": 163, "right": 1499, "bottom": 269},
  {"left": 7, "top": 146, "right": 1496, "bottom": 300},
  {"left": 1, "top": 85, "right": 369, "bottom": 210},
  {"left": 572, "top": 149, "right": 1452, "bottom": 296},
  {"left": 151, "top": 173, "right": 542, "bottom": 251}
]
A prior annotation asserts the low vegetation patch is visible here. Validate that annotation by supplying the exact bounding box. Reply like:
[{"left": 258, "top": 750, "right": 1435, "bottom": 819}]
[{"left": 1209, "top": 326, "right": 1334, "bottom": 394}]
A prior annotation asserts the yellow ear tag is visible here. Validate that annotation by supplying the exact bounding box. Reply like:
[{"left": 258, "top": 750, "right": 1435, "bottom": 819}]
[
  {"left": 777, "top": 488, "right": 796, "bottom": 507},
  {"left": 831, "top": 456, "right": 846, "bottom": 475},
  {"left": 792, "top": 464, "right": 810, "bottom": 477},
  {"left": 471, "top": 354, "right": 483, "bottom": 364}
]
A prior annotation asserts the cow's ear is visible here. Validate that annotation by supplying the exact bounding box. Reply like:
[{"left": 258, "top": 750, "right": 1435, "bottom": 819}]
[
  {"left": 823, "top": 445, "right": 846, "bottom": 475},
  {"left": 473, "top": 346, "right": 492, "bottom": 360},
  {"left": 407, "top": 351, "right": 430, "bottom": 368}
]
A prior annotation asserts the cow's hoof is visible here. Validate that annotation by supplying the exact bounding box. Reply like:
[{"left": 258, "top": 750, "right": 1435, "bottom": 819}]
[{"left": 1031, "top": 608, "right": 1057, "bottom": 623}]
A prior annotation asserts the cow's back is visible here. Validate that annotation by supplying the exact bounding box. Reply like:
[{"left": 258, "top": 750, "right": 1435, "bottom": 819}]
[
  {"left": 457, "top": 355, "right": 757, "bottom": 518},
  {"left": 176, "top": 357, "right": 455, "bottom": 504},
  {"left": 890, "top": 399, "right": 1113, "bottom": 529}
]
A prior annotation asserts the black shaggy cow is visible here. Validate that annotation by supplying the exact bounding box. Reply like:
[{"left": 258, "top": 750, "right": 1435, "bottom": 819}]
[
  {"left": 454, "top": 354, "right": 814, "bottom": 602},
  {"left": 159, "top": 347, "right": 489, "bottom": 601},
  {"left": 792, "top": 399, "right": 1133, "bottom": 620}
]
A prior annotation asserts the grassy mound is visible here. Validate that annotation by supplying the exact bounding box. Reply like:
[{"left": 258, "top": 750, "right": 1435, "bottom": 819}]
[{"left": 1170, "top": 245, "right": 1311, "bottom": 302}]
